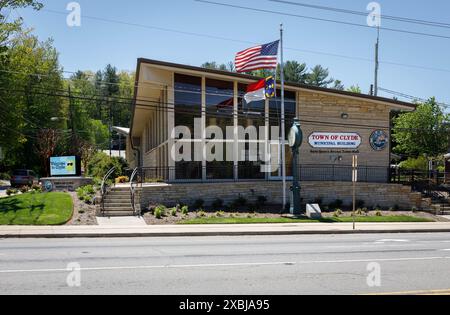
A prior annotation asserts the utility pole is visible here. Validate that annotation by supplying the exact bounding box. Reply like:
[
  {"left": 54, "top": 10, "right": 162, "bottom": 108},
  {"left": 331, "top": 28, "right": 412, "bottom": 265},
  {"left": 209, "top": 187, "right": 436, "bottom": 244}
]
[
  {"left": 374, "top": 26, "right": 380, "bottom": 96},
  {"left": 109, "top": 100, "right": 113, "bottom": 157},
  {"left": 280, "top": 23, "right": 287, "bottom": 210}
]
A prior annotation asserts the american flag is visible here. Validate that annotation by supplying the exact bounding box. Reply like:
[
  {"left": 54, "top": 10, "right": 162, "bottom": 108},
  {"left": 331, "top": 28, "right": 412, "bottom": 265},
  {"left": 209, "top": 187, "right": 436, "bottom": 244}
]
[{"left": 235, "top": 40, "right": 280, "bottom": 73}]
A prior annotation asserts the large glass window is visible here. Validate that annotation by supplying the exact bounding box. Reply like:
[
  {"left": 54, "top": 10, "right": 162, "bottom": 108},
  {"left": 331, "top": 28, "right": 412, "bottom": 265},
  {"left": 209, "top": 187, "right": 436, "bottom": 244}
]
[
  {"left": 174, "top": 74, "right": 202, "bottom": 179},
  {"left": 205, "top": 79, "right": 234, "bottom": 180},
  {"left": 174, "top": 74, "right": 202, "bottom": 138},
  {"left": 237, "top": 83, "right": 266, "bottom": 180}
]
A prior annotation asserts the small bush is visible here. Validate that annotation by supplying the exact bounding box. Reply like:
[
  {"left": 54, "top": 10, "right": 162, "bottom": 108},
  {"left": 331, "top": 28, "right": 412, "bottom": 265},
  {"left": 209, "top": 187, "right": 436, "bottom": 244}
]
[
  {"left": 356, "top": 200, "right": 365, "bottom": 209},
  {"left": 193, "top": 199, "right": 204, "bottom": 210},
  {"left": 412, "top": 207, "right": 418, "bottom": 213},
  {"left": 19, "top": 186, "right": 30, "bottom": 194},
  {"left": 256, "top": 196, "right": 268, "bottom": 209},
  {"left": 154, "top": 205, "right": 167, "bottom": 219},
  {"left": 0, "top": 172, "right": 11, "bottom": 180},
  {"left": 215, "top": 211, "right": 225, "bottom": 217},
  {"left": 231, "top": 195, "right": 247, "bottom": 209},
  {"left": 181, "top": 205, "right": 189, "bottom": 216},
  {"left": 31, "top": 184, "right": 42, "bottom": 192},
  {"left": 375, "top": 211, "right": 383, "bottom": 217},
  {"left": 76, "top": 185, "right": 96, "bottom": 204},
  {"left": 6, "top": 188, "right": 18, "bottom": 196},
  {"left": 212, "top": 198, "right": 224, "bottom": 210},
  {"left": 333, "top": 209, "right": 343, "bottom": 217},
  {"left": 354, "top": 208, "right": 364, "bottom": 216},
  {"left": 170, "top": 208, "right": 177, "bottom": 217},
  {"left": 196, "top": 210, "right": 206, "bottom": 218},
  {"left": 394, "top": 204, "right": 400, "bottom": 211},
  {"left": 115, "top": 176, "right": 129, "bottom": 184}
]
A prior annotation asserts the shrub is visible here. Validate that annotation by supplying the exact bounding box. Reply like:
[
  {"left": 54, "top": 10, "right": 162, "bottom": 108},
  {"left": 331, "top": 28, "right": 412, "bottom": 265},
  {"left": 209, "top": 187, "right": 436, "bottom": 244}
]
[
  {"left": 375, "top": 211, "right": 383, "bottom": 217},
  {"left": 231, "top": 195, "right": 247, "bottom": 209},
  {"left": 354, "top": 208, "right": 364, "bottom": 216},
  {"left": 256, "top": 196, "right": 268, "bottom": 208},
  {"left": 76, "top": 185, "right": 96, "bottom": 204},
  {"left": 394, "top": 204, "right": 400, "bottom": 211},
  {"left": 196, "top": 210, "right": 206, "bottom": 218},
  {"left": 115, "top": 176, "right": 129, "bottom": 184},
  {"left": 170, "top": 208, "right": 177, "bottom": 217},
  {"left": 19, "top": 186, "right": 30, "bottom": 194},
  {"left": 412, "top": 207, "right": 418, "bottom": 213},
  {"left": 6, "top": 188, "right": 18, "bottom": 196},
  {"left": 193, "top": 199, "right": 204, "bottom": 210},
  {"left": 154, "top": 205, "right": 167, "bottom": 219},
  {"left": 356, "top": 200, "right": 365, "bottom": 209},
  {"left": 212, "top": 198, "right": 224, "bottom": 210},
  {"left": 215, "top": 211, "right": 225, "bottom": 217},
  {"left": 86, "top": 151, "right": 128, "bottom": 180},
  {"left": 31, "top": 184, "right": 42, "bottom": 192},
  {"left": 0, "top": 172, "right": 10, "bottom": 180},
  {"left": 181, "top": 205, "right": 189, "bottom": 216},
  {"left": 333, "top": 209, "right": 343, "bottom": 217}
]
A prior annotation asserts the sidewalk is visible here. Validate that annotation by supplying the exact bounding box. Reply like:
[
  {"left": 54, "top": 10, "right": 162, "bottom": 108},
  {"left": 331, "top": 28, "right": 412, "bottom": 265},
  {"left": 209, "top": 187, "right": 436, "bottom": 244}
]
[{"left": 1, "top": 222, "right": 450, "bottom": 238}]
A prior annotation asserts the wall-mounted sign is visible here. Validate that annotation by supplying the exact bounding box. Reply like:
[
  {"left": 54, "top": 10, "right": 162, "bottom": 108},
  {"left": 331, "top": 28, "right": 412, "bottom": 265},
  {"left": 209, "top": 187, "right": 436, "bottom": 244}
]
[
  {"left": 370, "top": 130, "right": 389, "bottom": 151},
  {"left": 308, "top": 132, "right": 362, "bottom": 149}
]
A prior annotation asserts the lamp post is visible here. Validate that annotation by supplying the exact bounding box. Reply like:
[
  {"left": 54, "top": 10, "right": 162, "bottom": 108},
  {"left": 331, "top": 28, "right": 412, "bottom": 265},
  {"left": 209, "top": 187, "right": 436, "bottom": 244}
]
[{"left": 288, "top": 118, "right": 303, "bottom": 215}]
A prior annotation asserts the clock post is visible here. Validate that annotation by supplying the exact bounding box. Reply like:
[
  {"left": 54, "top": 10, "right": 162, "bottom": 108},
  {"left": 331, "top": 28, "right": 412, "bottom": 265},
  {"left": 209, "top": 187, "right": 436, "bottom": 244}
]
[{"left": 289, "top": 118, "right": 303, "bottom": 215}]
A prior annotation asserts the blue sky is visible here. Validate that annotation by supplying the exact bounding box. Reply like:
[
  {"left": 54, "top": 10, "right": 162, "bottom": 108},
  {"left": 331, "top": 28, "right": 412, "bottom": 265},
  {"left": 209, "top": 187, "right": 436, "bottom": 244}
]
[{"left": 15, "top": 0, "right": 450, "bottom": 104}]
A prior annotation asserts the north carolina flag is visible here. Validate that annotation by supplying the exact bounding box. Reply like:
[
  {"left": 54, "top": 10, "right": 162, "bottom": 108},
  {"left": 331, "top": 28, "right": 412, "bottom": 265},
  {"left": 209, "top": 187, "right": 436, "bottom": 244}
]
[{"left": 244, "top": 77, "right": 276, "bottom": 104}]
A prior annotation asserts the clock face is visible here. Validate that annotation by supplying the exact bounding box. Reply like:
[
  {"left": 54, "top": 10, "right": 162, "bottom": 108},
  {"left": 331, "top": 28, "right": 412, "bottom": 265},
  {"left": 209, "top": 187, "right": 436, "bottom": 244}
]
[{"left": 288, "top": 127, "right": 297, "bottom": 147}]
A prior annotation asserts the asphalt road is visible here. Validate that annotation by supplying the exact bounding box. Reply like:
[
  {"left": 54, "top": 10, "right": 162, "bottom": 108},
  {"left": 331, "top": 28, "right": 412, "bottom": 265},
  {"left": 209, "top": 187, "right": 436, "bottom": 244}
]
[{"left": 0, "top": 233, "right": 450, "bottom": 295}]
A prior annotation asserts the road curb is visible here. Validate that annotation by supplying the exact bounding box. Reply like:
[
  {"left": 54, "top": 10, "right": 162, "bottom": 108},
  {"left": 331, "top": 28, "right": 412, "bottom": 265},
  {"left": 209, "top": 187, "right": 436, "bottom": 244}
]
[{"left": 2, "top": 228, "right": 450, "bottom": 239}]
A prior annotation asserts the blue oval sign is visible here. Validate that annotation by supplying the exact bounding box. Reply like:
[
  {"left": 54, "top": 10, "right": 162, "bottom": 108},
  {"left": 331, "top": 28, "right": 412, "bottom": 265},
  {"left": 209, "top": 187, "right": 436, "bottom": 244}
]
[{"left": 370, "top": 130, "right": 389, "bottom": 151}]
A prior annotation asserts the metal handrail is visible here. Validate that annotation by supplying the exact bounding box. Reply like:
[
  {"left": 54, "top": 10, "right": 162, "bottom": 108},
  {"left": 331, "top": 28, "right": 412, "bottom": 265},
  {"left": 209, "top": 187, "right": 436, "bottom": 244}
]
[
  {"left": 130, "top": 167, "right": 140, "bottom": 216},
  {"left": 100, "top": 167, "right": 116, "bottom": 215}
]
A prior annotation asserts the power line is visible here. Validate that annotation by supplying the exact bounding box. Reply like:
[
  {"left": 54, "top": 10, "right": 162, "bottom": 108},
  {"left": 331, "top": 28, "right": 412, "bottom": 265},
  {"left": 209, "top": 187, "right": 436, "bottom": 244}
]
[
  {"left": 195, "top": 0, "right": 450, "bottom": 40},
  {"left": 379, "top": 87, "right": 450, "bottom": 108},
  {"left": 34, "top": 9, "right": 450, "bottom": 74},
  {"left": 269, "top": 0, "right": 450, "bottom": 29}
]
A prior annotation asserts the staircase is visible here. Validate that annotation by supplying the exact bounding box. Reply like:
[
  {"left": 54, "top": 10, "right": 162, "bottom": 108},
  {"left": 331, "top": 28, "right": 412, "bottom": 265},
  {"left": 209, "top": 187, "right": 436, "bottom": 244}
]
[
  {"left": 101, "top": 186, "right": 135, "bottom": 217},
  {"left": 431, "top": 202, "right": 450, "bottom": 216}
]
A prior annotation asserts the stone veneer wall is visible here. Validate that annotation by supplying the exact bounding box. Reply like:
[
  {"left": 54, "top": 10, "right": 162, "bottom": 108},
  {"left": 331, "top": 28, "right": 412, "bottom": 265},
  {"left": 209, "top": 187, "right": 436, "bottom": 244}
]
[{"left": 138, "top": 181, "right": 423, "bottom": 210}]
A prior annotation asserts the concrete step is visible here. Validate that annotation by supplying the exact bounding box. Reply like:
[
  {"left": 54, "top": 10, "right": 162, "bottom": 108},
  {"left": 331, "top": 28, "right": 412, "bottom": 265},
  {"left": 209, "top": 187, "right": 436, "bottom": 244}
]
[
  {"left": 104, "top": 202, "right": 132, "bottom": 207},
  {"left": 101, "top": 211, "right": 136, "bottom": 217},
  {"left": 103, "top": 206, "right": 134, "bottom": 211}
]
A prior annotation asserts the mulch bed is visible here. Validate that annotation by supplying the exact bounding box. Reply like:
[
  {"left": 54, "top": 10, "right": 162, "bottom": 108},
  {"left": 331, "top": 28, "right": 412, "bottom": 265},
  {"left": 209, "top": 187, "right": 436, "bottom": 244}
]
[{"left": 67, "top": 192, "right": 98, "bottom": 225}]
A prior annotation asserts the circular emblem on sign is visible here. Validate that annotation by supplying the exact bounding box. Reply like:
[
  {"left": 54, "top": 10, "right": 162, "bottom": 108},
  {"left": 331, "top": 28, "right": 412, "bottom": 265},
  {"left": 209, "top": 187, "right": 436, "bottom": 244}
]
[
  {"left": 44, "top": 181, "right": 53, "bottom": 192},
  {"left": 370, "top": 130, "right": 388, "bottom": 151}
]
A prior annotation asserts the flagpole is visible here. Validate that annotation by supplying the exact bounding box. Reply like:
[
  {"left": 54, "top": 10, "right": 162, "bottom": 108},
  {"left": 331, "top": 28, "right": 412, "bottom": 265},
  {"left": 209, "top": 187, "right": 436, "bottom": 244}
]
[{"left": 280, "top": 23, "right": 287, "bottom": 210}]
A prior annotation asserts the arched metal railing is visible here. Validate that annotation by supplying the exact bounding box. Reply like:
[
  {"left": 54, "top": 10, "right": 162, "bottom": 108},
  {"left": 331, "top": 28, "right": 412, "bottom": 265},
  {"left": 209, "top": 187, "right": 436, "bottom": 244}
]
[
  {"left": 130, "top": 167, "right": 140, "bottom": 216},
  {"left": 100, "top": 167, "right": 116, "bottom": 215}
]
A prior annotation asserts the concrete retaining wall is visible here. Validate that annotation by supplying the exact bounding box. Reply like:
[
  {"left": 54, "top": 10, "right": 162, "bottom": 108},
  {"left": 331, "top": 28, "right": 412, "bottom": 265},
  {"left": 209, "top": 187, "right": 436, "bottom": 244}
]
[{"left": 138, "top": 181, "right": 423, "bottom": 210}]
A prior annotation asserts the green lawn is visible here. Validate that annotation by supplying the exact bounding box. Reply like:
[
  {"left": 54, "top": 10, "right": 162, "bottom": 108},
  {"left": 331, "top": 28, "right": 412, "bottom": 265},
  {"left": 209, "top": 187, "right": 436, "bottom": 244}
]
[
  {"left": 0, "top": 192, "right": 73, "bottom": 225},
  {"left": 179, "top": 215, "right": 434, "bottom": 225}
]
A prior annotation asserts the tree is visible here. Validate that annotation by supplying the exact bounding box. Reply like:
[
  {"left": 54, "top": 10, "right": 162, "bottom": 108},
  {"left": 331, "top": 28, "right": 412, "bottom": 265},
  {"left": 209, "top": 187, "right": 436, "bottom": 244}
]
[
  {"left": 0, "top": 1, "right": 42, "bottom": 46},
  {"left": 305, "top": 65, "right": 334, "bottom": 87},
  {"left": 35, "top": 129, "right": 59, "bottom": 176},
  {"left": 392, "top": 98, "right": 449, "bottom": 158},
  {"left": 347, "top": 85, "right": 362, "bottom": 93},
  {"left": 280, "top": 61, "right": 308, "bottom": 83},
  {"left": 332, "top": 80, "right": 345, "bottom": 90}
]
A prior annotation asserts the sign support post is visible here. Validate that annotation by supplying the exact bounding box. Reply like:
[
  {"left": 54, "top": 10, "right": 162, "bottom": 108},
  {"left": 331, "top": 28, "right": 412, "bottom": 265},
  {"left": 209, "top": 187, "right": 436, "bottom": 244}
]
[{"left": 352, "top": 155, "right": 358, "bottom": 231}]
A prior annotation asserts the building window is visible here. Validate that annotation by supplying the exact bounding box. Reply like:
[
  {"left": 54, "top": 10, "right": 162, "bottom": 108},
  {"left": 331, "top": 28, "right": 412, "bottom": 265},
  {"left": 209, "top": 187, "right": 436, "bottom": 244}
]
[
  {"left": 205, "top": 79, "right": 234, "bottom": 180},
  {"left": 174, "top": 74, "right": 202, "bottom": 179},
  {"left": 174, "top": 74, "right": 202, "bottom": 138}
]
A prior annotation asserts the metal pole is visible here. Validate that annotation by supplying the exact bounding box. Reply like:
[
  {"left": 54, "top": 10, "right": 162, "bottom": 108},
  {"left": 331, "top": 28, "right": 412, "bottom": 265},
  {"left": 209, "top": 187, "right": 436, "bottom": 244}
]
[
  {"left": 374, "top": 26, "right": 380, "bottom": 96},
  {"left": 280, "top": 24, "right": 287, "bottom": 209}
]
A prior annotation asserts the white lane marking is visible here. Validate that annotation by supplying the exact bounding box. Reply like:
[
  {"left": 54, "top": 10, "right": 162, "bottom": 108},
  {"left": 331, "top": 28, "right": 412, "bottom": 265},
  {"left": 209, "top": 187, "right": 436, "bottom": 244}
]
[
  {"left": 0, "top": 261, "right": 295, "bottom": 274},
  {"left": 374, "top": 239, "right": 411, "bottom": 244},
  {"left": 0, "top": 256, "right": 449, "bottom": 274}
]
